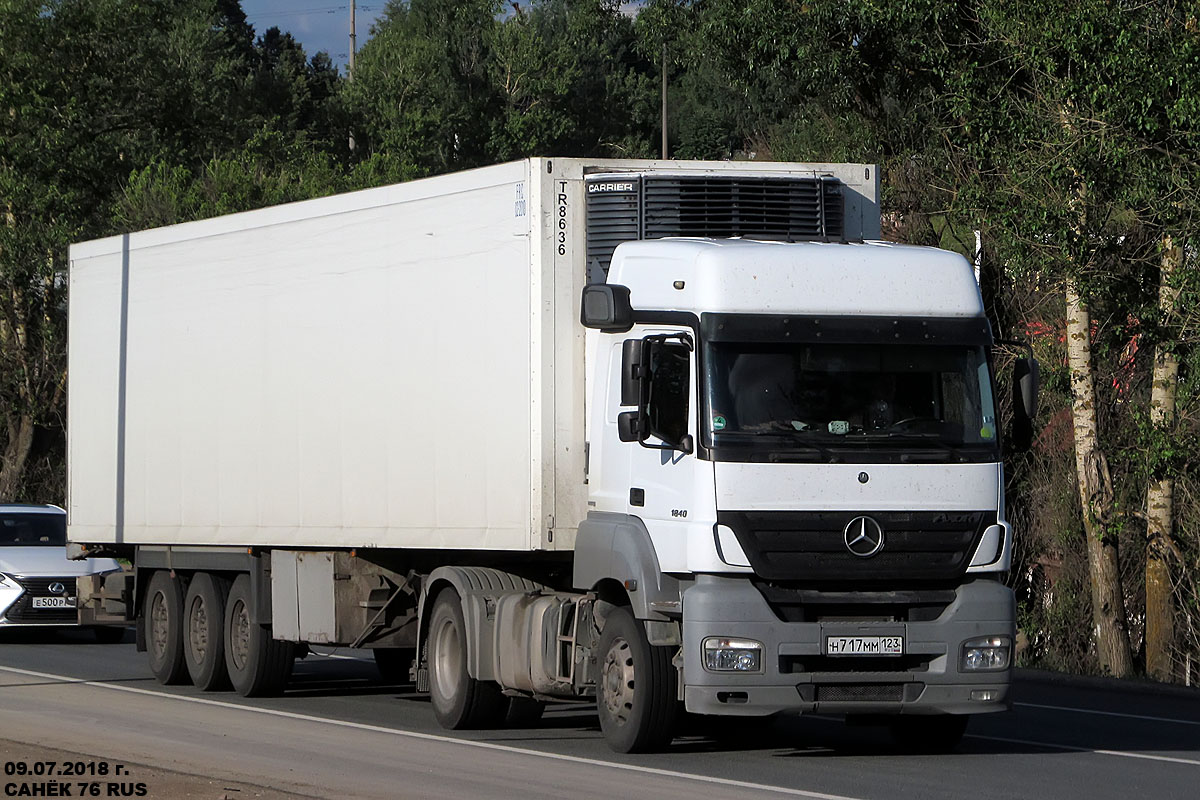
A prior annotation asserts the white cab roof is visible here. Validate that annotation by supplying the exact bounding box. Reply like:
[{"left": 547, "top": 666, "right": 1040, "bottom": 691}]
[{"left": 607, "top": 238, "right": 984, "bottom": 318}]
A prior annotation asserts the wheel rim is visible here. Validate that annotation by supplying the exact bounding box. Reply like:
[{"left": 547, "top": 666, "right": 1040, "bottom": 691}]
[
  {"left": 150, "top": 590, "right": 169, "bottom": 660},
  {"left": 188, "top": 595, "right": 208, "bottom": 663},
  {"left": 229, "top": 598, "right": 250, "bottom": 671},
  {"left": 431, "top": 613, "right": 462, "bottom": 701},
  {"left": 600, "top": 635, "right": 635, "bottom": 726}
]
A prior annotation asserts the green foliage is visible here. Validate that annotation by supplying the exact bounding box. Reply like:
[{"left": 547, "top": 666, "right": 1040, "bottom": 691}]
[
  {"left": 345, "top": 0, "right": 656, "bottom": 175},
  {"left": 4, "top": 0, "right": 1200, "bottom": 681}
]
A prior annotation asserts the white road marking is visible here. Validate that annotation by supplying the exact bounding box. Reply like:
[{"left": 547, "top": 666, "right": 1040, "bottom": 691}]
[
  {"left": 970, "top": 734, "right": 1200, "bottom": 767},
  {"left": 1014, "top": 701, "right": 1200, "bottom": 727},
  {"left": 0, "top": 664, "right": 859, "bottom": 800}
]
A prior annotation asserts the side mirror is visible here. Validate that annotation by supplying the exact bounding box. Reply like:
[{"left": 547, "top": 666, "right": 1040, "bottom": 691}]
[
  {"left": 1011, "top": 357, "right": 1039, "bottom": 452},
  {"left": 1014, "top": 357, "right": 1040, "bottom": 420},
  {"left": 580, "top": 284, "right": 634, "bottom": 332},
  {"left": 617, "top": 410, "right": 642, "bottom": 443}
]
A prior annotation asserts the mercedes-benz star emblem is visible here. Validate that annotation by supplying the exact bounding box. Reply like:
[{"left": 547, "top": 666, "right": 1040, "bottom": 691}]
[
  {"left": 843, "top": 516, "right": 885, "bottom": 558},
  {"left": 48, "top": 581, "right": 66, "bottom": 595}
]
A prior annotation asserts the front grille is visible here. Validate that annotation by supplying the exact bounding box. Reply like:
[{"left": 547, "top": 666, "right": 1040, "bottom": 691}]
[
  {"left": 720, "top": 510, "right": 989, "bottom": 582},
  {"left": 755, "top": 585, "right": 958, "bottom": 623},
  {"left": 585, "top": 174, "right": 846, "bottom": 276},
  {"left": 4, "top": 576, "right": 78, "bottom": 624},
  {"left": 815, "top": 683, "right": 904, "bottom": 702}
]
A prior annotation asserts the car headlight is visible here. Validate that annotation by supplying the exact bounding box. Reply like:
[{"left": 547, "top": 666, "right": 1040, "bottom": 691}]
[
  {"left": 703, "top": 637, "right": 763, "bottom": 672},
  {"left": 961, "top": 636, "right": 1011, "bottom": 671},
  {"left": 0, "top": 573, "right": 14, "bottom": 588}
]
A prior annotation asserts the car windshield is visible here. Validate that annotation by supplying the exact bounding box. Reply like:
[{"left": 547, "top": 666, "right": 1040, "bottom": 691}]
[
  {"left": 0, "top": 512, "right": 67, "bottom": 546},
  {"left": 705, "top": 342, "right": 997, "bottom": 451}
]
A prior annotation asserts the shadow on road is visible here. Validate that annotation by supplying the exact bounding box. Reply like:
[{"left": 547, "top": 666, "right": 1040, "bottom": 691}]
[{"left": 0, "top": 626, "right": 131, "bottom": 645}]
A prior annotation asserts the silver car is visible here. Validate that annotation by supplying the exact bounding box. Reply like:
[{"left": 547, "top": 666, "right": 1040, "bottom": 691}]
[{"left": 0, "top": 503, "right": 125, "bottom": 642}]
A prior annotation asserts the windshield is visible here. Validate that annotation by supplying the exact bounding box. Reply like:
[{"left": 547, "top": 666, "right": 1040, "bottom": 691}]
[
  {"left": 705, "top": 342, "right": 998, "bottom": 461},
  {"left": 0, "top": 512, "right": 67, "bottom": 546}
]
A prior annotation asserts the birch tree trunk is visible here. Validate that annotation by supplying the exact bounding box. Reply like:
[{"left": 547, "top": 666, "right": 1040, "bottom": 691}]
[
  {"left": 1145, "top": 236, "right": 1181, "bottom": 682},
  {"left": 0, "top": 414, "right": 35, "bottom": 501},
  {"left": 1065, "top": 282, "right": 1134, "bottom": 676}
]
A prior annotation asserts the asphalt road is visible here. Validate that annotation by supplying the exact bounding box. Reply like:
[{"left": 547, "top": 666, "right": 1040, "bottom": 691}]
[{"left": 0, "top": 627, "right": 1197, "bottom": 800}]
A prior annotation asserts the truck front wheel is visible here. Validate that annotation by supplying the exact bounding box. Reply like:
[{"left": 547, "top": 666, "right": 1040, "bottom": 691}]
[
  {"left": 145, "top": 570, "right": 189, "bottom": 685},
  {"left": 427, "top": 587, "right": 505, "bottom": 729},
  {"left": 596, "top": 606, "right": 677, "bottom": 753},
  {"left": 223, "top": 574, "right": 294, "bottom": 697},
  {"left": 183, "top": 573, "right": 231, "bottom": 691}
]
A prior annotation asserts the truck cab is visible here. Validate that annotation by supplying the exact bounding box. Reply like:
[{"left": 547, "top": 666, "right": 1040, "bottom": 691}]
[{"left": 578, "top": 237, "right": 1031, "bottom": 751}]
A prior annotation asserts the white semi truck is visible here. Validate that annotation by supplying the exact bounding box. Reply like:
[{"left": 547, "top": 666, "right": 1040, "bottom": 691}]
[{"left": 67, "top": 158, "right": 1036, "bottom": 753}]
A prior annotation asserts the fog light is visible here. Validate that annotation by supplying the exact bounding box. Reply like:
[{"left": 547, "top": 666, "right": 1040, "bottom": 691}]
[
  {"left": 703, "top": 637, "right": 763, "bottom": 672},
  {"left": 971, "top": 689, "right": 1002, "bottom": 702},
  {"left": 961, "top": 636, "right": 1011, "bottom": 671}
]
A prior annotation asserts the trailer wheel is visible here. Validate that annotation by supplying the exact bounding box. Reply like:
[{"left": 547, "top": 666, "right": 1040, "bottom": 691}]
[
  {"left": 427, "top": 587, "right": 505, "bottom": 729},
  {"left": 889, "top": 715, "right": 969, "bottom": 753},
  {"left": 145, "top": 571, "right": 189, "bottom": 685},
  {"left": 183, "top": 573, "right": 231, "bottom": 691},
  {"left": 596, "top": 606, "right": 677, "bottom": 753},
  {"left": 223, "top": 574, "right": 294, "bottom": 697}
]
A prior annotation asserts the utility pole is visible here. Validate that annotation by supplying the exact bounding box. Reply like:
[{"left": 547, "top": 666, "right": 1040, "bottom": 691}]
[
  {"left": 348, "top": 0, "right": 357, "bottom": 152},
  {"left": 661, "top": 43, "right": 668, "bottom": 159},
  {"left": 349, "top": 0, "right": 357, "bottom": 80}
]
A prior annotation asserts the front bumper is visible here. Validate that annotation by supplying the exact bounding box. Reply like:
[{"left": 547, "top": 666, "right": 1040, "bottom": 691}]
[
  {"left": 682, "top": 575, "right": 1015, "bottom": 717},
  {"left": 0, "top": 575, "right": 80, "bottom": 627}
]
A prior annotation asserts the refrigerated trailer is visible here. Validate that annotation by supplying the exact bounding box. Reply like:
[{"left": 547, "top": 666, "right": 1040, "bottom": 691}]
[{"left": 67, "top": 157, "right": 1037, "bottom": 753}]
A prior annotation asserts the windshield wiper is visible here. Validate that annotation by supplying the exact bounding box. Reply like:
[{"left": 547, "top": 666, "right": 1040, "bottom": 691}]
[
  {"left": 852, "top": 432, "right": 962, "bottom": 462},
  {"left": 731, "top": 430, "right": 839, "bottom": 462}
]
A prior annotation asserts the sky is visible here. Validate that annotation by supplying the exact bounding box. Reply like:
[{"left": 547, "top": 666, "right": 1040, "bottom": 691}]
[{"left": 240, "top": 1, "right": 386, "bottom": 72}]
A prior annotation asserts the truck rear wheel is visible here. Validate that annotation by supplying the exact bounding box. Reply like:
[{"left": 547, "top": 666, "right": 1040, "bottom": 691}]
[
  {"left": 183, "top": 573, "right": 231, "bottom": 691},
  {"left": 428, "top": 587, "right": 505, "bottom": 729},
  {"left": 145, "top": 570, "right": 189, "bottom": 685},
  {"left": 596, "top": 606, "right": 677, "bottom": 753},
  {"left": 223, "top": 574, "right": 294, "bottom": 697}
]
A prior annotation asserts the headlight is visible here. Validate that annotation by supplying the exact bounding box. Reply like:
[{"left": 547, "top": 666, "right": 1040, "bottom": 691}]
[
  {"left": 703, "top": 637, "right": 763, "bottom": 672},
  {"left": 961, "top": 636, "right": 1011, "bottom": 671},
  {"left": 0, "top": 573, "right": 14, "bottom": 587}
]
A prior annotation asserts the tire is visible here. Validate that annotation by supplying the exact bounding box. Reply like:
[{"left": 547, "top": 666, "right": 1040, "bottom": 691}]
[
  {"left": 145, "top": 571, "right": 189, "bottom": 685},
  {"left": 373, "top": 647, "right": 415, "bottom": 683},
  {"left": 596, "top": 606, "right": 678, "bottom": 753},
  {"left": 223, "top": 574, "right": 294, "bottom": 697},
  {"left": 427, "top": 587, "right": 506, "bottom": 729},
  {"left": 505, "top": 696, "right": 546, "bottom": 728},
  {"left": 92, "top": 625, "right": 128, "bottom": 645},
  {"left": 183, "top": 573, "right": 231, "bottom": 691},
  {"left": 889, "top": 715, "right": 970, "bottom": 753}
]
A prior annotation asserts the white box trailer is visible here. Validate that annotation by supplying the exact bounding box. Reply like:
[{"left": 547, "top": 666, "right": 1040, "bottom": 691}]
[
  {"left": 68, "top": 158, "right": 1030, "bottom": 754},
  {"left": 69, "top": 158, "right": 877, "bottom": 554}
]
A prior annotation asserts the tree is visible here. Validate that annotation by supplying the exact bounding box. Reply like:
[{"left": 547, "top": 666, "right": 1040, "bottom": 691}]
[{"left": 0, "top": 0, "right": 346, "bottom": 500}]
